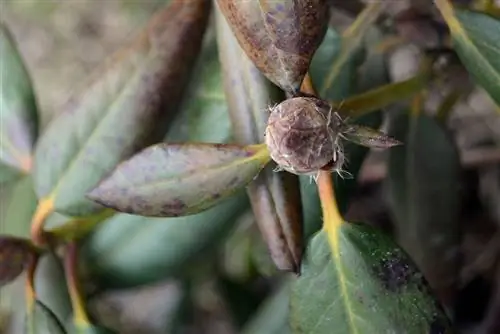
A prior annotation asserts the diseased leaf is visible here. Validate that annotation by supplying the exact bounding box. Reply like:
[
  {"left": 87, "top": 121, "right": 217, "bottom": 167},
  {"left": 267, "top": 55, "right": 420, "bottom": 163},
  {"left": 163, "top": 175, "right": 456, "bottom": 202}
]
[
  {"left": 0, "top": 23, "right": 39, "bottom": 182},
  {"left": 435, "top": 0, "right": 500, "bottom": 109},
  {"left": 215, "top": 7, "right": 303, "bottom": 273},
  {"left": 216, "top": 0, "right": 329, "bottom": 93},
  {"left": 0, "top": 236, "right": 37, "bottom": 287},
  {"left": 81, "top": 25, "right": 250, "bottom": 288},
  {"left": 81, "top": 190, "right": 249, "bottom": 288},
  {"left": 387, "top": 112, "right": 461, "bottom": 305},
  {"left": 33, "top": 0, "right": 211, "bottom": 217},
  {"left": 26, "top": 300, "right": 67, "bottom": 334},
  {"left": 88, "top": 143, "right": 269, "bottom": 217},
  {"left": 290, "top": 224, "right": 453, "bottom": 333}
]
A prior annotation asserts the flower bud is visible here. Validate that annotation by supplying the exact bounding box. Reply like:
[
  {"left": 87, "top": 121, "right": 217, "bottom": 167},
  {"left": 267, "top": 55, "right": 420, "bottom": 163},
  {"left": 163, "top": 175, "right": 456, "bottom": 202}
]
[{"left": 265, "top": 97, "right": 342, "bottom": 176}]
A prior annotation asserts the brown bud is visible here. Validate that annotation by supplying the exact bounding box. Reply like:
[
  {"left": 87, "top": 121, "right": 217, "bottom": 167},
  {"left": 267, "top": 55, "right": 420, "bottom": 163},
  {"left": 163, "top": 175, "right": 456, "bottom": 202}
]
[{"left": 265, "top": 97, "right": 342, "bottom": 176}]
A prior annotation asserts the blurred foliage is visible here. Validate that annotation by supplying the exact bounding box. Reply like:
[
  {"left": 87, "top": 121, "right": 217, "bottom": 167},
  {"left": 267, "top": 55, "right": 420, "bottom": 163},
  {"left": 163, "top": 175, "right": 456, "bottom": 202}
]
[{"left": 1, "top": 0, "right": 500, "bottom": 333}]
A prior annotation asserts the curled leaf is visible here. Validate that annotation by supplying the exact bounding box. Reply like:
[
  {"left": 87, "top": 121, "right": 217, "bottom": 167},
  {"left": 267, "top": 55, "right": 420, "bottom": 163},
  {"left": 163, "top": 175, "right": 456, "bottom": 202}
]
[
  {"left": 215, "top": 7, "right": 303, "bottom": 273},
  {"left": 33, "top": 0, "right": 211, "bottom": 217},
  {"left": 0, "top": 23, "right": 39, "bottom": 180},
  {"left": 88, "top": 143, "right": 271, "bottom": 217},
  {"left": 216, "top": 0, "right": 329, "bottom": 93},
  {"left": 0, "top": 236, "right": 37, "bottom": 287}
]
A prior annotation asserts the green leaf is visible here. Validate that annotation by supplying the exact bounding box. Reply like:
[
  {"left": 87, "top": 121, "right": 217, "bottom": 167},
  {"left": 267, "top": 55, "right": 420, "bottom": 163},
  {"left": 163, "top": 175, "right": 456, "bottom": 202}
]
[
  {"left": 165, "top": 33, "right": 231, "bottom": 144},
  {"left": 33, "top": 0, "right": 211, "bottom": 217},
  {"left": 81, "top": 190, "right": 249, "bottom": 288},
  {"left": 435, "top": 1, "right": 500, "bottom": 109},
  {"left": 0, "top": 23, "right": 39, "bottom": 182},
  {"left": 216, "top": 0, "right": 329, "bottom": 93},
  {"left": 386, "top": 112, "right": 461, "bottom": 305},
  {"left": 67, "top": 323, "right": 115, "bottom": 334},
  {"left": 2, "top": 175, "right": 37, "bottom": 238},
  {"left": 314, "top": 2, "right": 387, "bottom": 99},
  {"left": 0, "top": 236, "right": 37, "bottom": 287},
  {"left": 26, "top": 301, "right": 67, "bottom": 334},
  {"left": 88, "top": 143, "right": 269, "bottom": 217},
  {"left": 241, "top": 283, "right": 291, "bottom": 334},
  {"left": 290, "top": 224, "right": 453, "bottom": 333},
  {"left": 215, "top": 7, "right": 303, "bottom": 272},
  {"left": 34, "top": 253, "right": 72, "bottom": 330}
]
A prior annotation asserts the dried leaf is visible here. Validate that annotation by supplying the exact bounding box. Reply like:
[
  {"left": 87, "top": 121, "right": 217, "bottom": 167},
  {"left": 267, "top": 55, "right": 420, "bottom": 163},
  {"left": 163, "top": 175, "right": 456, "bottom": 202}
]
[
  {"left": 33, "top": 0, "right": 211, "bottom": 217},
  {"left": 215, "top": 7, "right": 303, "bottom": 272},
  {"left": 0, "top": 23, "right": 39, "bottom": 181},
  {"left": 216, "top": 0, "right": 329, "bottom": 93},
  {"left": 0, "top": 236, "right": 37, "bottom": 287},
  {"left": 88, "top": 143, "right": 270, "bottom": 217}
]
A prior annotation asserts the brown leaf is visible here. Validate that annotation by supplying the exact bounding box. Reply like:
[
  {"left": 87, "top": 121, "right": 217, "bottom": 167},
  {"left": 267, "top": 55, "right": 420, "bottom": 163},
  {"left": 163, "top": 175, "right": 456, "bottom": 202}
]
[
  {"left": 215, "top": 9, "right": 304, "bottom": 272},
  {"left": 0, "top": 236, "right": 37, "bottom": 287},
  {"left": 216, "top": 0, "right": 330, "bottom": 93}
]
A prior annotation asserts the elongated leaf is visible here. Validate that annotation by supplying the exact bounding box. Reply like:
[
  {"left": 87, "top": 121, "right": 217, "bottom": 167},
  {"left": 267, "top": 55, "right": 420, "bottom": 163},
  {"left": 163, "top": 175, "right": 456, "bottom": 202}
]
[
  {"left": 215, "top": 6, "right": 303, "bottom": 272},
  {"left": 435, "top": 0, "right": 500, "bottom": 108},
  {"left": 0, "top": 23, "right": 39, "bottom": 182},
  {"left": 34, "top": 253, "right": 72, "bottom": 328},
  {"left": 2, "top": 175, "right": 37, "bottom": 238},
  {"left": 81, "top": 190, "right": 249, "bottom": 288},
  {"left": 26, "top": 301, "right": 67, "bottom": 334},
  {"left": 216, "top": 0, "right": 329, "bottom": 93},
  {"left": 33, "top": 0, "right": 211, "bottom": 217},
  {"left": 88, "top": 143, "right": 269, "bottom": 217},
  {"left": 290, "top": 224, "right": 453, "bottom": 333},
  {"left": 316, "top": 2, "right": 387, "bottom": 98},
  {"left": 387, "top": 112, "right": 461, "bottom": 305},
  {"left": 0, "top": 236, "right": 37, "bottom": 287},
  {"left": 68, "top": 324, "right": 115, "bottom": 334}
]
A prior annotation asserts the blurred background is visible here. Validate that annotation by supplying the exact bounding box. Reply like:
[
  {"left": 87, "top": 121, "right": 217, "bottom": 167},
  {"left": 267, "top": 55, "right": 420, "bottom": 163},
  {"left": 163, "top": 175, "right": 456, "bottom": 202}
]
[{"left": 1, "top": 0, "right": 500, "bottom": 333}]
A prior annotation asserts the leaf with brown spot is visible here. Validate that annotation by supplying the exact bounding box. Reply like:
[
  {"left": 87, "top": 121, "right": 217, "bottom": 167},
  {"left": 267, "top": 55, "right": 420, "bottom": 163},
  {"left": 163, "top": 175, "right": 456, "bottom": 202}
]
[
  {"left": 216, "top": 0, "right": 329, "bottom": 93},
  {"left": 33, "top": 0, "right": 211, "bottom": 217},
  {"left": 87, "top": 143, "right": 271, "bottom": 217},
  {"left": 290, "top": 223, "right": 453, "bottom": 333},
  {"left": 0, "top": 23, "right": 39, "bottom": 183},
  {"left": 215, "top": 6, "right": 303, "bottom": 272},
  {"left": 0, "top": 236, "right": 38, "bottom": 287}
]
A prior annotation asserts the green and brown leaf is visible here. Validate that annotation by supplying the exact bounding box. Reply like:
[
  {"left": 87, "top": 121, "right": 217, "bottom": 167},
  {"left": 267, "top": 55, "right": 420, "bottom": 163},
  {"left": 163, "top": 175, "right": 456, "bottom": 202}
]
[
  {"left": 216, "top": 0, "right": 329, "bottom": 93},
  {"left": 88, "top": 143, "right": 270, "bottom": 217},
  {"left": 33, "top": 0, "right": 211, "bottom": 218},
  {"left": 215, "top": 6, "right": 303, "bottom": 273}
]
